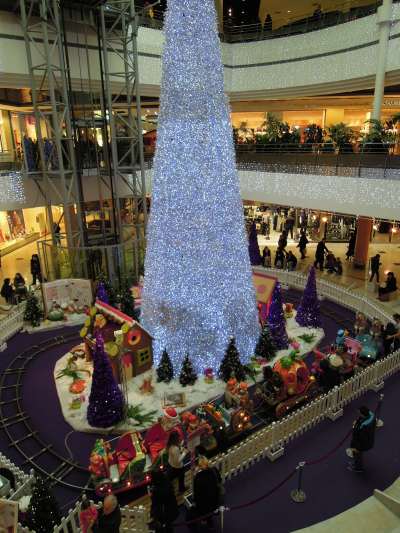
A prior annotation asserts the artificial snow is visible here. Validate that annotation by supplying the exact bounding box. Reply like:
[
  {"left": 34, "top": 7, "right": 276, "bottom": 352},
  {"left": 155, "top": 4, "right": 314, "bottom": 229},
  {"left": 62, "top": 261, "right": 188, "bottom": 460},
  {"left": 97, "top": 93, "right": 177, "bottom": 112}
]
[
  {"left": 54, "top": 314, "right": 324, "bottom": 434},
  {"left": 25, "top": 314, "right": 86, "bottom": 333}
]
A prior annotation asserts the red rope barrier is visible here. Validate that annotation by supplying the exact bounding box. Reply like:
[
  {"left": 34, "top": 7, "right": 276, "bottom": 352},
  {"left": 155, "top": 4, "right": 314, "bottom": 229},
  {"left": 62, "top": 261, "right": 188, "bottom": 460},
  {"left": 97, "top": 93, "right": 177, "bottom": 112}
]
[
  {"left": 305, "top": 428, "right": 352, "bottom": 466},
  {"left": 171, "top": 397, "right": 381, "bottom": 527},
  {"left": 229, "top": 468, "right": 297, "bottom": 511}
]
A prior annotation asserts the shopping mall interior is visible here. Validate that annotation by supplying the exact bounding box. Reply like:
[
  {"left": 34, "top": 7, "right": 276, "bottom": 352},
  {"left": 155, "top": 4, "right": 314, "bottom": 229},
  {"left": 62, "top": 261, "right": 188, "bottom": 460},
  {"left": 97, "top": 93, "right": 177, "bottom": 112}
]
[{"left": 0, "top": 0, "right": 400, "bottom": 531}]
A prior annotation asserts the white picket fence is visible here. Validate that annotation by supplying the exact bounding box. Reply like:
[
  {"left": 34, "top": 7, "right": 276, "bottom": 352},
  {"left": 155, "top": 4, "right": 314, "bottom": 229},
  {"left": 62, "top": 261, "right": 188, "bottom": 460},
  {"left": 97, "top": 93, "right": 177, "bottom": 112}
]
[
  {"left": 3, "top": 273, "right": 399, "bottom": 533},
  {"left": 0, "top": 302, "right": 25, "bottom": 349}
]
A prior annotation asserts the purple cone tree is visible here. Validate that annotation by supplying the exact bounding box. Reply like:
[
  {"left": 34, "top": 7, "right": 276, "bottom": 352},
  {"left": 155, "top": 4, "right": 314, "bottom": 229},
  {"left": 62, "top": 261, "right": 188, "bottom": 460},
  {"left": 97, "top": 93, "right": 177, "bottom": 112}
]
[
  {"left": 248, "top": 222, "right": 262, "bottom": 266},
  {"left": 267, "top": 282, "right": 288, "bottom": 349},
  {"left": 95, "top": 281, "right": 109, "bottom": 304},
  {"left": 296, "top": 266, "right": 322, "bottom": 328},
  {"left": 87, "top": 333, "right": 124, "bottom": 428}
]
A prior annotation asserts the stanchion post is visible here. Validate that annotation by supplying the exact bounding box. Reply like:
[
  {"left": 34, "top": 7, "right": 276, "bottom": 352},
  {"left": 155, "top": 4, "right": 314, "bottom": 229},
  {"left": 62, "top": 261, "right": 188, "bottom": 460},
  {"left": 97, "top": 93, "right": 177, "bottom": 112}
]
[
  {"left": 291, "top": 461, "right": 306, "bottom": 503},
  {"left": 219, "top": 505, "right": 227, "bottom": 531},
  {"left": 376, "top": 393, "right": 384, "bottom": 428}
]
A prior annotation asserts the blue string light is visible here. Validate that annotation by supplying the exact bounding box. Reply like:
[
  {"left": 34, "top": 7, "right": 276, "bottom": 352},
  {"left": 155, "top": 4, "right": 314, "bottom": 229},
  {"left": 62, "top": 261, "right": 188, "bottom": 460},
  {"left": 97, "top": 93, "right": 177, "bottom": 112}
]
[{"left": 142, "top": 0, "right": 259, "bottom": 373}]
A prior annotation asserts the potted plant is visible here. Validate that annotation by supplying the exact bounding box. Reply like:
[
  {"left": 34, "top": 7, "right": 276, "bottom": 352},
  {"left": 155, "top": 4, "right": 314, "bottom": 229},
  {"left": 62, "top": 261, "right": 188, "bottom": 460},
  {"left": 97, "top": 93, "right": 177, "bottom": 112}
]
[
  {"left": 301, "top": 123, "right": 323, "bottom": 152},
  {"left": 327, "top": 122, "right": 354, "bottom": 153},
  {"left": 361, "top": 118, "right": 394, "bottom": 154}
]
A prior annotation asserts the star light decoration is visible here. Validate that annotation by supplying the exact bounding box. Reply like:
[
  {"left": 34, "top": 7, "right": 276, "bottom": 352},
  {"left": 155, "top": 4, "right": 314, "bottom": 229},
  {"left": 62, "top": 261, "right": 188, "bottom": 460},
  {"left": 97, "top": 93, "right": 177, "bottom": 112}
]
[
  {"left": 142, "top": 0, "right": 259, "bottom": 373},
  {"left": 0, "top": 172, "right": 25, "bottom": 204}
]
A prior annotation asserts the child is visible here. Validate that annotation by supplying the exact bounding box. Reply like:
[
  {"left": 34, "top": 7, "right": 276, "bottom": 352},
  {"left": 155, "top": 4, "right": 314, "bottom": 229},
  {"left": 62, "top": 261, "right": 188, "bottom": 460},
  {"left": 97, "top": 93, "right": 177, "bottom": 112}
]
[{"left": 79, "top": 499, "right": 98, "bottom": 533}]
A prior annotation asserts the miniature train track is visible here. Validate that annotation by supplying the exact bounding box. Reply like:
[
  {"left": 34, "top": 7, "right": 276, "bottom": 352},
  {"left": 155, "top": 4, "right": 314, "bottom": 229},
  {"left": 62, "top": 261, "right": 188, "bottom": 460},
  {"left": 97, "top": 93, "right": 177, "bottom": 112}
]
[
  {"left": 0, "top": 295, "right": 355, "bottom": 499},
  {"left": 0, "top": 333, "right": 93, "bottom": 493}
]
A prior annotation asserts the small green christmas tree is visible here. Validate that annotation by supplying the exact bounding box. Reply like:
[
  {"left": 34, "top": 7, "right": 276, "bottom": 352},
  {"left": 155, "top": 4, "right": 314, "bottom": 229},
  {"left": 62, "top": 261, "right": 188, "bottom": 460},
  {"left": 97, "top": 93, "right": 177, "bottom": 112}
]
[
  {"left": 218, "top": 337, "right": 246, "bottom": 382},
  {"left": 255, "top": 323, "right": 277, "bottom": 361},
  {"left": 24, "top": 292, "right": 42, "bottom": 327},
  {"left": 120, "top": 281, "right": 139, "bottom": 320},
  {"left": 156, "top": 349, "right": 174, "bottom": 383},
  {"left": 24, "top": 476, "right": 61, "bottom": 533},
  {"left": 179, "top": 354, "right": 197, "bottom": 386}
]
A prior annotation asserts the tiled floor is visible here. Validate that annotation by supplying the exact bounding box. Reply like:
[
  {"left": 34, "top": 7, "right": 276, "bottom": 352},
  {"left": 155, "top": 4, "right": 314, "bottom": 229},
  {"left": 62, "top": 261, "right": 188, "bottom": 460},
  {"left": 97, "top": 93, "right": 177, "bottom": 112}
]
[
  {"left": 258, "top": 230, "right": 400, "bottom": 316},
  {"left": 0, "top": 239, "right": 38, "bottom": 288},
  {"left": 1, "top": 234, "right": 400, "bottom": 314}
]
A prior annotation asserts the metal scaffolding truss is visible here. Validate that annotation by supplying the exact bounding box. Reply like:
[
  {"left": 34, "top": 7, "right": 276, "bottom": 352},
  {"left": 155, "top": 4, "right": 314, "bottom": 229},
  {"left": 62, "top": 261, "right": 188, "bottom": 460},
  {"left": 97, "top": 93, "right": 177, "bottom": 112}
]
[
  {"left": 99, "top": 0, "right": 148, "bottom": 256},
  {"left": 19, "top": 0, "right": 85, "bottom": 247}
]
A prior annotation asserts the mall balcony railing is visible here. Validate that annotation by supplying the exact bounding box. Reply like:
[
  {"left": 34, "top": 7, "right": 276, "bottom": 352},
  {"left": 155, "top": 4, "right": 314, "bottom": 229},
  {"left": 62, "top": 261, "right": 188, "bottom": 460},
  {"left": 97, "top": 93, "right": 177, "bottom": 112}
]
[
  {"left": 143, "top": 142, "right": 400, "bottom": 180},
  {"left": 37, "top": 231, "right": 145, "bottom": 283},
  {"left": 137, "top": 1, "right": 382, "bottom": 43},
  {"left": 234, "top": 141, "right": 400, "bottom": 180}
]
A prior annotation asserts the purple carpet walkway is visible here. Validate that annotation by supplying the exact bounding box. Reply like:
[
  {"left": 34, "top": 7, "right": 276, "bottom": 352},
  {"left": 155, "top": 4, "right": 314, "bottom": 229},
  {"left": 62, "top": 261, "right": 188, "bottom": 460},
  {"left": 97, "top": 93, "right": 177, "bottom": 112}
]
[{"left": 3, "top": 291, "right": 396, "bottom": 532}]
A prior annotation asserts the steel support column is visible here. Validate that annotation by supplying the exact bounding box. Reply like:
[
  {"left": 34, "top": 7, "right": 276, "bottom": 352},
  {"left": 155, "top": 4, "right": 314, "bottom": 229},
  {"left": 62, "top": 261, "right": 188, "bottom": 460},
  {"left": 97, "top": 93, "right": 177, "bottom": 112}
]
[
  {"left": 19, "top": 0, "right": 85, "bottom": 255},
  {"left": 100, "top": 0, "right": 147, "bottom": 279}
]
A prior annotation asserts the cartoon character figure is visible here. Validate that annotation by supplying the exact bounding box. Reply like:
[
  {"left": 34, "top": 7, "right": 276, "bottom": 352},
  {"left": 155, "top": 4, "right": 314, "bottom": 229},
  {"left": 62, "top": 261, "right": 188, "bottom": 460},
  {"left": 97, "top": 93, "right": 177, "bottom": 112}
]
[
  {"left": 224, "top": 378, "right": 239, "bottom": 408},
  {"left": 354, "top": 312, "right": 368, "bottom": 335},
  {"left": 370, "top": 318, "right": 383, "bottom": 339}
]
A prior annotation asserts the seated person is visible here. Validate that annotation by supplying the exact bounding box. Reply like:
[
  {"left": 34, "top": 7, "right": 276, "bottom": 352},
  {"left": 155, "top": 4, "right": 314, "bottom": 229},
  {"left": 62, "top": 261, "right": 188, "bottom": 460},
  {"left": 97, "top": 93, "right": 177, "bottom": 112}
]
[
  {"left": 274, "top": 246, "right": 286, "bottom": 269},
  {"left": 318, "top": 358, "right": 341, "bottom": 390},
  {"left": 379, "top": 272, "right": 397, "bottom": 297},
  {"left": 262, "top": 246, "right": 272, "bottom": 268},
  {"left": 1, "top": 278, "right": 15, "bottom": 304},
  {"left": 325, "top": 252, "right": 336, "bottom": 273},
  {"left": 334, "top": 257, "right": 343, "bottom": 275},
  {"left": 286, "top": 251, "right": 298, "bottom": 271}
]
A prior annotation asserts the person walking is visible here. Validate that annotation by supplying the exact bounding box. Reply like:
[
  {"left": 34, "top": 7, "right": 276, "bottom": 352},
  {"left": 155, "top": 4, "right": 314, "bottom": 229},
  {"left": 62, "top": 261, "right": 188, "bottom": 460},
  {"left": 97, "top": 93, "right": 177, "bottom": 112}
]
[
  {"left": 166, "top": 430, "right": 187, "bottom": 494},
  {"left": 314, "top": 238, "right": 329, "bottom": 271},
  {"left": 348, "top": 405, "right": 376, "bottom": 473},
  {"left": 346, "top": 232, "right": 356, "bottom": 261},
  {"left": 297, "top": 230, "right": 309, "bottom": 259},
  {"left": 30, "top": 254, "right": 42, "bottom": 285},
  {"left": 369, "top": 254, "right": 381, "bottom": 283},
  {"left": 150, "top": 471, "right": 179, "bottom": 533}
]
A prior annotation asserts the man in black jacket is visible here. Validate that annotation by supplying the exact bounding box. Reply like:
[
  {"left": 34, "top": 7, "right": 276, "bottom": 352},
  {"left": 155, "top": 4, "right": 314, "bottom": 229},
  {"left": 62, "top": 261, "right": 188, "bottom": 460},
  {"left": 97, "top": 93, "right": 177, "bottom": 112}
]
[
  {"left": 348, "top": 406, "right": 376, "bottom": 472},
  {"left": 189, "top": 456, "right": 222, "bottom": 531},
  {"left": 314, "top": 238, "right": 329, "bottom": 271},
  {"left": 369, "top": 254, "right": 381, "bottom": 283}
]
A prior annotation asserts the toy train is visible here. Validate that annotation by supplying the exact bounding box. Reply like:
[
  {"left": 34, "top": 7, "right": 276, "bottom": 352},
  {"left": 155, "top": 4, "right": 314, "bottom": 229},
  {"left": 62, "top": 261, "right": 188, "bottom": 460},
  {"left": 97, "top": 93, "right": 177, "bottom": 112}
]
[{"left": 89, "top": 323, "right": 386, "bottom": 495}]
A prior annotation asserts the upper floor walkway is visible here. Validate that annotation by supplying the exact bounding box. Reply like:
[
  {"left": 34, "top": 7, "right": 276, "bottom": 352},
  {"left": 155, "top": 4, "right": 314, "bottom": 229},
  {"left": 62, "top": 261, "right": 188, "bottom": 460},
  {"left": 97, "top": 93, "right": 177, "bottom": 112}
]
[{"left": 1, "top": 3, "right": 400, "bottom": 99}]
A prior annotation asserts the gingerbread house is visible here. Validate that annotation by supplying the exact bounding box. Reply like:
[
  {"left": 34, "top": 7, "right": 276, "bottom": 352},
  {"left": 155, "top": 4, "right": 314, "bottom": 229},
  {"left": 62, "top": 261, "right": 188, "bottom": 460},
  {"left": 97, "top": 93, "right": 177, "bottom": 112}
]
[{"left": 81, "top": 300, "right": 153, "bottom": 383}]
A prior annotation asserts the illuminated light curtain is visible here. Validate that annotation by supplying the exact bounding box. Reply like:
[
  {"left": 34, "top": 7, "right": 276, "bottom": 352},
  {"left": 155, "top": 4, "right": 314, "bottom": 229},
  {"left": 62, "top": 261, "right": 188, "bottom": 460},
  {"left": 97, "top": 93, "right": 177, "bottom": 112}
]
[
  {"left": 0, "top": 172, "right": 25, "bottom": 205},
  {"left": 142, "top": 0, "right": 259, "bottom": 372}
]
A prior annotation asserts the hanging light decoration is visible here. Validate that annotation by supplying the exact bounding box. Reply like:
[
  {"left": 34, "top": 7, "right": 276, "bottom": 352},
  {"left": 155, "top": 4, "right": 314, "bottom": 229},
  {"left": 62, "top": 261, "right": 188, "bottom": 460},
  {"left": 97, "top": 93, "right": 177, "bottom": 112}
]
[{"left": 0, "top": 172, "right": 25, "bottom": 205}]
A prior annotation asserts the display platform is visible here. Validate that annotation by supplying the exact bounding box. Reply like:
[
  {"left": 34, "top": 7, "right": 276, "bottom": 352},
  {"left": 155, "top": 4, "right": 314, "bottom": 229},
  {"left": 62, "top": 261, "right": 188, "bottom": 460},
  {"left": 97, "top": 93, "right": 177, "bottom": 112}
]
[
  {"left": 24, "top": 313, "right": 87, "bottom": 333},
  {"left": 54, "top": 314, "right": 324, "bottom": 434}
]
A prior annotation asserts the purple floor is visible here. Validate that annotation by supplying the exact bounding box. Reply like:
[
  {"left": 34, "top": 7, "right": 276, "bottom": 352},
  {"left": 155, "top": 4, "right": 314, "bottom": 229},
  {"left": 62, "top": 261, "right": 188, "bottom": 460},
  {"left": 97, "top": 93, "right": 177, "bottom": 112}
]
[{"left": 2, "top": 293, "right": 396, "bottom": 531}]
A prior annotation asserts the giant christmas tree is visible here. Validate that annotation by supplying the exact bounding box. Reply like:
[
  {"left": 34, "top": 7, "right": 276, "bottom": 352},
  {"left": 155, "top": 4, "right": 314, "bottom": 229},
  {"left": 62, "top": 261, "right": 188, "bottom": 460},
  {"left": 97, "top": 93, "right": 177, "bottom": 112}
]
[
  {"left": 142, "top": 0, "right": 259, "bottom": 372},
  {"left": 296, "top": 266, "right": 322, "bottom": 328}
]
